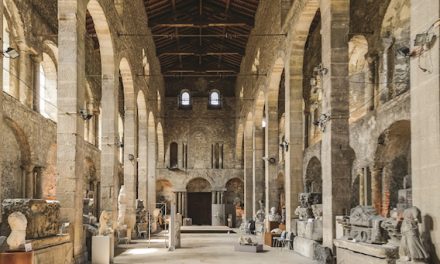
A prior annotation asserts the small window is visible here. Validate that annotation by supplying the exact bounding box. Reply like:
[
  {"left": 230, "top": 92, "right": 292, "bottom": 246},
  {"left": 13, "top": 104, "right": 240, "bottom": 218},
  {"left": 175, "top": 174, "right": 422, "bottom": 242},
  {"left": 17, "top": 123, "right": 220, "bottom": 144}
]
[
  {"left": 179, "top": 90, "right": 191, "bottom": 108},
  {"left": 208, "top": 90, "right": 222, "bottom": 108}
]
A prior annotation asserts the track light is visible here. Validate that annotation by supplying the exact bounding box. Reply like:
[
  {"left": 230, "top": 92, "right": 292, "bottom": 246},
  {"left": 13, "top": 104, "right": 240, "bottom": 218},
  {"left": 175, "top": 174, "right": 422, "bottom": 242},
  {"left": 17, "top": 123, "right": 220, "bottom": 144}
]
[{"left": 79, "top": 109, "right": 93, "bottom": 120}]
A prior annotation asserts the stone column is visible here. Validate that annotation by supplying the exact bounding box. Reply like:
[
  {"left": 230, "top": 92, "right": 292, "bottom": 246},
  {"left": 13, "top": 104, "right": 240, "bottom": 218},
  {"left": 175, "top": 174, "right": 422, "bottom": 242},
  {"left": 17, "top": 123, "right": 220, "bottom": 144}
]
[
  {"left": 138, "top": 122, "right": 148, "bottom": 206},
  {"left": 410, "top": 0, "right": 440, "bottom": 258},
  {"left": 320, "top": 0, "right": 352, "bottom": 249},
  {"left": 359, "top": 168, "right": 365, "bottom": 206},
  {"left": 378, "top": 37, "right": 394, "bottom": 104},
  {"left": 365, "top": 52, "right": 378, "bottom": 111},
  {"left": 371, "top": 166, "right": 382, "bottom": 213},
  {"left": 253, "top": 126, "right": 265, "bottom": 217},
  {"left": 243, "top": 130, "right": 253, "bottom": 220},
  {"left": 147, "top": 125, "right": 157, "bottom": 212},
  {"left": 0, "top": 1, "right": 3, "bottom": 225},
  {"left": 123, "top": 108, "right": 137, "bottom": 232},
  {"left": 18, "top": 46, "right": 32, "bottom": 107},
  {"left": 264, "top": 104, "right": 279, "bottom": 225},
  {"left": 285, "top": 59, "right": 304, "bottom": 231},
  {"left": 32, "top": 55, "right": 41, "bottom": 112},
  {"left": 57, "top": 0, "right": 86, "bottom": 260}
]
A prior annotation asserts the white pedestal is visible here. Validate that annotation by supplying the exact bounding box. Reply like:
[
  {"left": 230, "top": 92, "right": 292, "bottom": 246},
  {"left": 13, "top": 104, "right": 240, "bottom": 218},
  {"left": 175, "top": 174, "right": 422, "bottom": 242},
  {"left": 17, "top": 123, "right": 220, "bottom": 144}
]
[
  {"left": 211, "top": 204, "right": 225, "bottom": 226},
  {"left": 92, "top": 236, "right": 113, "bottom": 264}
]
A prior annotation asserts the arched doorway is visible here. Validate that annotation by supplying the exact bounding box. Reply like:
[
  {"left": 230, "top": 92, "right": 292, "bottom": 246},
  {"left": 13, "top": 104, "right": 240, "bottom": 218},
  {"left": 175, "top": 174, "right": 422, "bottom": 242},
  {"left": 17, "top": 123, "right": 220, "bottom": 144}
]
[
  {"left": 305, "top": 157, "right": 322, "bottom": 193},
  {"left": 373, "top": 120, "right": 411, "bottom": 216},
  {"left": 225, "top": 178, "right": 244, "bottom": 228},
  {"left": 186, "top": 178, "right": 212, "bottom": 225}
]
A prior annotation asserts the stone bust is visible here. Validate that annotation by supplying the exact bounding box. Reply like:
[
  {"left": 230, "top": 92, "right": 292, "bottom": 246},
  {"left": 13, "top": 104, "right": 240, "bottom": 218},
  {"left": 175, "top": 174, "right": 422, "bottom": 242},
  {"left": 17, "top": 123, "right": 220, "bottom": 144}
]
[
  {"left": 7, "top": 212, "right": 27, "bottom": 250},
  {"left": 268, "top": 207, "right": 281, "bottom": 222}
]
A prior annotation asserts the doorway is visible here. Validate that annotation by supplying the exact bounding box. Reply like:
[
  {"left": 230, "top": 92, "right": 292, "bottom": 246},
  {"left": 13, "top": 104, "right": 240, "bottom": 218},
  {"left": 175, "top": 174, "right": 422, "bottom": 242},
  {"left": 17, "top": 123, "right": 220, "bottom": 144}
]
[{"left": 187, "top": 192, "right": 211, "bottom": 225}]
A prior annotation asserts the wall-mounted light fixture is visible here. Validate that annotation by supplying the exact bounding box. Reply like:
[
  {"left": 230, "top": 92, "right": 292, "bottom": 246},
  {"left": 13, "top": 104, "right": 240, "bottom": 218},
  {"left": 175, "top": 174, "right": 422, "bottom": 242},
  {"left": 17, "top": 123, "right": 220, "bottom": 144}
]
[
  {"left": 313, "top": 113, "right": 331, "bottom": 132},
  {"left": 262, "top": 156, "right": 276, "bottom": 164},
  {"left": 128, "top": 154, "right": 135, "bottom": 161},
  {"left": 313, "top": 63, "right": 328, "bottom": 76},
  {"left": 115, "top": 138, "right": 124, "bottom": 148},
  {"left": 279, "top": 139, "right": 289, "bottom": 152},
  {"left": 79, "top": 109, "right": 93, "bottom": 120},
  {"left": 1, "top": 47, "right": 19, "bottom": 59}
]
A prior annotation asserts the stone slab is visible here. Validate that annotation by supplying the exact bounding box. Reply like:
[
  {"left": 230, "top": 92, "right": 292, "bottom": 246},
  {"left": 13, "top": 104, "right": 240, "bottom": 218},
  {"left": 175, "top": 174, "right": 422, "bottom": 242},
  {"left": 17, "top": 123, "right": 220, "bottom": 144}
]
[
  {"left": 297, "top": 219, "right": 323, "bottom": 241},
  {"left": 334, "top": 239, "right": 398, "bottom": 259},
  {"left": 234, "top": 244, "right": 263, "bottom": 253},
  {"left": 337, "top": 247, "right": 396, "bottom": 264},
  {"left": 212, "top": 204, "right": 225, "bottom": 226},
  {"left": 294, "top": 236, "right": 320, "bottom": 259},
  {"left": 30, "top": 234, "right": 70, "bottom": 250}
]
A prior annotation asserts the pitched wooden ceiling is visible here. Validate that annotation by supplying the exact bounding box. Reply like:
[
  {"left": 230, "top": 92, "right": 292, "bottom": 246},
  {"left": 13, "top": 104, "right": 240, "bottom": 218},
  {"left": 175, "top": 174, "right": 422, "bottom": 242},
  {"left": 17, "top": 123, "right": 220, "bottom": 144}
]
[{"left": 144, "top": 0, "right": 260, "bottom": 77}]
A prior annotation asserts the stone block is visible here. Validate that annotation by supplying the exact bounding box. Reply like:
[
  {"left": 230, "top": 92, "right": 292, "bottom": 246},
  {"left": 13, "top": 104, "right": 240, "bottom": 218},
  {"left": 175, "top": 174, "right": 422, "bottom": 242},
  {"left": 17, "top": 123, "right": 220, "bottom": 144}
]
[
  {"left": 234, "top": 243, "right": 263, "bottom": 253},
  {"left": 334, "top": 239, "right": 398, "bottom": 260},
  {"left": 297, "top": 219, "right": 323, "bottom": 241},
  {"left": 33, "top": 240, "right": 73, "bottom": 264},
  {"left": 1, "top": 199, "right": 61, "bottom": 239},
  {"left": 211, "top": 204, "right": 225, "bottom": 226},
  {"left": 294, "top": 236, "right": 320, "bottom": 259},
  {"left": 92, "top": 236, "right": 111, "bottom": 264},
  {"left": 337, "top": 247, "right": 397, "bottom": 264}
]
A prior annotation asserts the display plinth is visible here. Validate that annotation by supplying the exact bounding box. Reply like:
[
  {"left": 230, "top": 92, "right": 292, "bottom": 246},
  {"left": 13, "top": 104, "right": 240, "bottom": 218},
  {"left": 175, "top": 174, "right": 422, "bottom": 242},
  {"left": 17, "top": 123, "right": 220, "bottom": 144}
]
[
  {"left": 0, "top": 251, "right": 33, "bottom": 264},
  {"left": 334, "top": 239, "right": 398, "bottom": 264},
  {"left": 234, "top": 244, "right": 263, "bottom": 253},
  {"left": 92, "top": 236, "right": 113, "bottom": 264}
]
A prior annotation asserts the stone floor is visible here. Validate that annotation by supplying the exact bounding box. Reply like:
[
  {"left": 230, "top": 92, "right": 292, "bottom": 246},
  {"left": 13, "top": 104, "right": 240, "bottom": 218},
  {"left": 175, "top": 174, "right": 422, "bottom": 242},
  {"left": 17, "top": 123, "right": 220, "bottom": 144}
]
[{"left": 114, "top": 229, "right": 318, "bottom": 264}]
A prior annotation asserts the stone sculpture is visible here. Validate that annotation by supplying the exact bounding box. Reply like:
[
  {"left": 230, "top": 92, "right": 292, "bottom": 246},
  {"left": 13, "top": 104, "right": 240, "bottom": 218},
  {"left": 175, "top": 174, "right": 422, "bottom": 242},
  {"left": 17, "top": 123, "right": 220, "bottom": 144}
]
[
  {"left": 1, "top": 199, "right": 60, "bottom": 239},
  {"left": 98, "top": 211, "right": 113, "bottom": 236},
  {"left": 117, "top": 185, "right": 127, "bottom": 227},
  {"left": 268, "top": 207, "right": 281, "bottom": 222},
  {"left": 399, "top": 206, "right": 429, "bottom": 262},
  {"left": 6, "top": 212, "right": 27, "bottom": 250},
  {"left": 349, "top": 206, "right": 387, "bottom": 244}
]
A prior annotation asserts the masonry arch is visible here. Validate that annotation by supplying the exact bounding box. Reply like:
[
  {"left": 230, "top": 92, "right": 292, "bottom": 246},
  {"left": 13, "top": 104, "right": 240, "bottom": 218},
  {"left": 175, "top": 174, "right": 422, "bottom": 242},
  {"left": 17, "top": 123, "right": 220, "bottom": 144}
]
[
  {"left": 373, "top": 120, "right": 411, "bottom": 216},
  {"left": 305, "top": 156, "right": 322, "bottom": 193},
  {"left": 225, "top": 178, "right": 244, "bottom": 228}
]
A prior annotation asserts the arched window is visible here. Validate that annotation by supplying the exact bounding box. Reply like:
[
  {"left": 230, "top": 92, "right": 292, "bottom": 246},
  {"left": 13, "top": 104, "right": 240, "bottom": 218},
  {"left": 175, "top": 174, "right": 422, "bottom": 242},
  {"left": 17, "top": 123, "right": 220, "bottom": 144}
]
[
  {"left": 39, "top": 53, "right": 57, "bottom": 122},
  {"left": 179, "top": 90, "right": 191, "bottom": 108},
  {"left": 209, "top": 90, "right": 221, "bottom": 108},
  {"left": 169, "top": 142, "right": 178, "bottom": 168}
]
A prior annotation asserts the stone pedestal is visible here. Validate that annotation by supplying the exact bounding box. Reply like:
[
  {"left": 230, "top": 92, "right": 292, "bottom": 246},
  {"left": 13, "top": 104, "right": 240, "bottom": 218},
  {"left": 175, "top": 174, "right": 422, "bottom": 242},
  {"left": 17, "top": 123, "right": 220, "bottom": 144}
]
[
  {"left": 234, "top": 243, "right": 263, "bottom": 253},
  {"left": 297, "top": 219, "right": 323, "bottom": 241},
  {"left": 334, "top": 239, "right": 398, "bottom": 264},
  {"left": 92, "top": 236, "right": 113, "bottom": 264},
  {"left": 211, "top": 204, "right": 225, "bottom": 226},
  {"left": 293, "top": 236, "right": 320, "bottom": 259}
]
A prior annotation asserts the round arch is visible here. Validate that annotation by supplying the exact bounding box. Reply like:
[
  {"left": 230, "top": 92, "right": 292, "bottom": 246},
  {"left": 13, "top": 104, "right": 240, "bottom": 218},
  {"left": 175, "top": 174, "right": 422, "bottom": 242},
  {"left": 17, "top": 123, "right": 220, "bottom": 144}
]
[
  {"left": 186, "top": 177, "right": 212, "bottom": 192},
  {"left": 119, "top": 58, "right": 136, "bottom": 109},
  {"left": 40, "top": 52, "right": 58, "bottom": 122}
]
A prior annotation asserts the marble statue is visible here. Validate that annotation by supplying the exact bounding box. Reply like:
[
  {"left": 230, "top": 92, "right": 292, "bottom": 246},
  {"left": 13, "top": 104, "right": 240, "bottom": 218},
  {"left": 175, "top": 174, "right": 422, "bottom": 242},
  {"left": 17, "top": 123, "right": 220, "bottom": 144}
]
[
  {"left": 6, "top": 212, "right": 27, "bottom": 250},
  {"left": 117, "top": 185, "right": 127, "bottom": 227},
  {"left": 400, "top": 206, "right": 429, "bottom": 261},
  {"left": 268, "top": 207, "right": 281, "bottom": 222},
  {"left": 255, "top": 200, "right": 265, "bottom": 223},
  {"left": 98, "top": 211, "right": 113, "bottom": 236}
]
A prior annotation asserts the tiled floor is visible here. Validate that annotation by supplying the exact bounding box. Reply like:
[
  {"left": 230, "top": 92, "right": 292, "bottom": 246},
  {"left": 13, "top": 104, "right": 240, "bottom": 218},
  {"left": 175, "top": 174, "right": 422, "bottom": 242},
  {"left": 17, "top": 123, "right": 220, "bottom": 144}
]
[{"left": 114, "top": 230, "right": 318, "bottom": 264}]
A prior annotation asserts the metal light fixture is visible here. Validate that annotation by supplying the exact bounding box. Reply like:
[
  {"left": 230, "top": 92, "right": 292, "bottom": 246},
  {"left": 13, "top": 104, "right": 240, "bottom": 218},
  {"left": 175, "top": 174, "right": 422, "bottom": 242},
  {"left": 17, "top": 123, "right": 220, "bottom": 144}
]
[
  {"left": 1, "top": 47, "right": 19, "bottom": 59},
  {"left": 313, "top": 63, "right": 328, "bottom": 76},
  {"left": 115, "top": 138, "right": 124, "bottom": 148},
  {"left": 279, "top": 139, "right": 289, "bottom": 152},
  {"left": 128, "top": 154, "right": 135, "bottom": 162},
  {"left": 262, "top": 156, "right": 276, "bottom": 164},
  {"left": 79, "top": 109, "right": 93, "bottom": 120},
  {"left": 313, "top": 113, "right": 331, "bottom": 132}
]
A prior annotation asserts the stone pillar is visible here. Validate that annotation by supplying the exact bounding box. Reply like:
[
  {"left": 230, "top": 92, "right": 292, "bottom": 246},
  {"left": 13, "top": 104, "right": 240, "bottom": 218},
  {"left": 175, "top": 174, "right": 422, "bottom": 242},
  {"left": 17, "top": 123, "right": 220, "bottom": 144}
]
[
  {"left": 123, "top": 108, "right": 137, "bottom": 232},
  {"left": 138, "top": 123, "right": 148, "bottom": 206},
  {"left": 253, "top": 126, "right": 265, "bottom": 217},
  {"left": 18, "top": 46, "right": 32, "bottom": 107},
  {"left": 0, "top": 2, "right": 4, "bottom": 224},
  {"left": 410, "top": 0, "right": 440, "bottom": 259},
  {"left": 264, "top": 104, "right": 279, "bottom": 225},
  {"left": 381, "top": 165, "right": 392, "bottom": 217},
  {"left": 365, "top": 53, "right": 378, "bottom": 111},
  {"left": 57, "top": 0, "right": 86, "bottom": 260},
  {"left": 32, "top": 56, "right": 41, "bottom": 112},
  {"left": 243, "top": 131, "right": 253, "bottom": 220},
  {"left": 212, "top": 190, "right": 225, "bottom": 226},
  {"left": 285, "top": 59, "right": 304, "bottom": 231},
  {"left": 379, "top": 37, "right": 394, "bottom": 104},
  {"left": 147, "top": 126, "right": 156, "bottom": 212},
  {"left": 320, "top": 0, "right": 351, "bottom": 249},
  {"left": 371, "top": 166, "right": 382, "bottom": 214},
  {"left": 359, "top": 169, "right": 365, "bottom": 206}
]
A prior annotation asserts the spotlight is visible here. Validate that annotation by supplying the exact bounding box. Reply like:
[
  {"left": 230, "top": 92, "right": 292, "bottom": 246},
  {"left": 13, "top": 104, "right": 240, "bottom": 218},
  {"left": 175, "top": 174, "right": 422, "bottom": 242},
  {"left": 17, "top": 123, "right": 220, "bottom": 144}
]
[
  {"left": 397, "top": 46, "right": 411, "bottom": 57},
  {"left": 1, "top": 47, "right": 19, "bottom": 59},
  {"left": 79, "top": 109, "right": 93, "bottom": 120}
]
